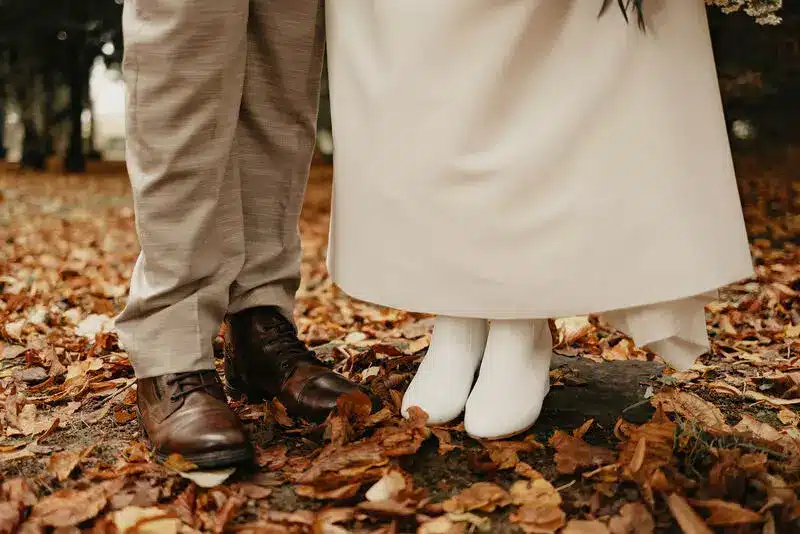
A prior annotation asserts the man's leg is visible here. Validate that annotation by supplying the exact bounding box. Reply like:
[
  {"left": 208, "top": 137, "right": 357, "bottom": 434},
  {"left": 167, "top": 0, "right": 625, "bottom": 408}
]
[
  {"left": 116, "top": 0, "right": 252, "bottom": 467},
  {"left": 222, "top": 0, "right": 373, "bottom": 421},
  {"left": 227, "top": 0, "right": 325, "bottom": 319}
]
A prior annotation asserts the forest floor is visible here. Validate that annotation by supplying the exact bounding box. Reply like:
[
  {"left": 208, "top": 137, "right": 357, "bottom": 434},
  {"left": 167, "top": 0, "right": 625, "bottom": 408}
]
[{"left": 0, "top": 149, "right": 798, "bottom": 533}]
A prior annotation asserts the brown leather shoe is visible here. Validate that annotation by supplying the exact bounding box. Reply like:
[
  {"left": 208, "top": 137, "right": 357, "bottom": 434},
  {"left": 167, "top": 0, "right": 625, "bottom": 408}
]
[
  {"left": 137, "top": 371, "right": 253, "bottom": 469},
  {"left": 223, "top": 306, "right": 372, "bottom": 421}
]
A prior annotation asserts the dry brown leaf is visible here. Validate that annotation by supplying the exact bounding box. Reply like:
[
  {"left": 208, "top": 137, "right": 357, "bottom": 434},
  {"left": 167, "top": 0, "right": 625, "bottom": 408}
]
[
  {"left": 733, "top": 414, "right": 800, "bottom": 456},
  {"left": 744, "top": 390, "right": 800, "bottom": 408},
  {"left": 111, "top": 506, "right": 181, "bottom": 534},
  {"left": 549, "top": 430, "right": 616, "bottom": 474},
  {"left": 442, "top": 482, "right": 511, "bottom": 513},
  {"left": 607, "top": 502, "right": 655, "bottom": 534},
  {"left": 162, "top": 453, "right": 198, "bottom": 472},
  {"left": 294, "top": 482, "right": 361, "bottom": 500},
  {"left": 510, "top": 503, "right": 566, "bottom": 534},
  {"left": 430, "top": 428, "right": 458, "bottom": 455},
  {"left": 365, "top": 469, "right": 407, "bottom": 502},
  {"left": 293, "top": 442, "right": 387, "bottom": 485},
  {"left": 270, "top": 399, "right": 295, "bottom": 428},
  {"left": 515, "top": 462, "right": 544, "bottom": 479},
  {"left": 29, "top": 479, "right": 123, "bottom": 528},
  {"left": 232, "top": 483, "right": 273, "bottom": 501},
  {"left": 357, "top": 499, "right": 417, "bottom": 517},
  {"left": 618, "top": 404, "right": 676, "bottom": 502},
  {"left": 47, "top": 445, "right": 94, "bottom": 481},
  {"left": 664, "top": 494, "right": 712, "bottom": 534},
  {"left": 563, "top": 520, "right": 611, "bottom": 534},
  {"left": 255, "top": 444, "right": 289, "bottom": 470},
  {"left": 418, "top": 516, "right": 468, "bottom": 534},
  {"left": 690, "top": 499, "right": 763, "bottom": 526},
  {"left": 509, "top": 478, "right": 567, "bottom": 533},
  {"left": 653, "top": 390, "right": 732, "bottom": 434}
]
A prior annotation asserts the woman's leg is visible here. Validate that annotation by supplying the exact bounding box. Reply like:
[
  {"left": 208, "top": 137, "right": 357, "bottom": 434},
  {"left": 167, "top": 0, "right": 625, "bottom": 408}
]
[
  {"left": 465, "top": 319, "right": 552, "bottom": 439},
  {"left": 401, "top": 316, "right": 489, "bottom": 425}
]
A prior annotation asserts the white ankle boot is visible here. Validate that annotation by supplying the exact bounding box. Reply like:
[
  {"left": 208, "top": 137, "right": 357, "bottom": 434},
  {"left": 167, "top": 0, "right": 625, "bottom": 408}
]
[
  {"left": 401, "top": 316, "right": 489, "bottom": 425},
  {"left": 464, "top": 319, "right": 552, "bottom": 440}
]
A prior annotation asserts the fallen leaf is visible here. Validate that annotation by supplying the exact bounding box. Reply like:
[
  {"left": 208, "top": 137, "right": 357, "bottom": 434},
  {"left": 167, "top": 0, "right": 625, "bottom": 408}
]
[
  {"left": 664, "top": 494, "right": 712, "bottom": 534},
  {"left": 442, "top": 482, "right": 511, "bottom": 513},
  {"left": 549, "top": 430, "right": 615, "bottom": 474},
  {"left": 294, "top": 482, "right": 362, "bottom": 500},
  {"left": 232, "top": 483, "right": 273, "bottom": 501},
  {"left": 418, "top": 516, "right": 468, "bottom": 534},
  {"left": 162, "top": 454, "right": 198, "bottom": 472},
  {"left": 29, "top": 479, "right": 123, "bottom": 527},
  {"left": 607, "top": 502, "right": 655, "bottom": 534},
  {"left": 357, "top": 499, "right": 417, "bottom": 517},
  {"left": 270, "top": 398, "right": 295, "bottom": 428},
  {"left": 47, "top": 445, "right": 94, "bottom": 481},
  {"left": 112, "top": 506, "right": 180, "bottom": 534},
  {"left": 365, "top": 469, "right": 407, "bottom": 502},
  {"left": 255, "top": 444, "right": 289, "bottom": 470},
  {"left": 431, "top": 428, "right": 458, "bottom": 455},
  {"left": 744, "top": 390, "right": 800, "bottom": 407},
  {"left": 563, "top": 520, "right": 611, "bottom": 534},
  {"left": 515, "top": 462, "right": 544, "bottom": 479},
  {"left": 653, "top": 390, "right": 732, "bottom": 434},
  {"left": 690, "top": 499, "right": 763, "bottom": 526},
  {"left": 178, "top": 468, "right": 237, "bottom": 488}
]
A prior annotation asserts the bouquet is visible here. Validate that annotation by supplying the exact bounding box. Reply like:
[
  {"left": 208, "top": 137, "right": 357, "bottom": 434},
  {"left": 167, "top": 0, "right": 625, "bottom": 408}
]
[{"left": 601, "top": 0, "right": 783, "bottom": 28}]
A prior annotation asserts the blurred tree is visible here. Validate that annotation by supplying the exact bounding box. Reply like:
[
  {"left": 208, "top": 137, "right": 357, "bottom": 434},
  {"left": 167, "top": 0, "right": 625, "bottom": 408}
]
[{"left": 0, "top": 0, "right": 123, "bottom": 169}]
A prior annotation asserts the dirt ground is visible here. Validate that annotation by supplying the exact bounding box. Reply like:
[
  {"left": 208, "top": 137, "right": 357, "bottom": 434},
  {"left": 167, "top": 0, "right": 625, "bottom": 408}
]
[{"left": 0, "top": 149, "right": 798, "bottom": 533}]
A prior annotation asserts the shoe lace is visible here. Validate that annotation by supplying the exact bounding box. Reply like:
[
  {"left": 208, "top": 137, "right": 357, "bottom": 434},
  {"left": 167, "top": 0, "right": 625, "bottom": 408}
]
[
  {"left": 261, "top": 321, "right": 323, "bottom": 374},
  {"left": 166, "top": 371, "right": 221, "bottom": 402}
]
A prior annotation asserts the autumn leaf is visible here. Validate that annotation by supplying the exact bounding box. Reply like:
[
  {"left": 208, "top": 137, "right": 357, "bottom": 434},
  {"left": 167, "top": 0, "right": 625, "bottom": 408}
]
[
  {"left": 509, "top": 479, "right": 567, "bottom": 534},
  {"left": 29, "top": 479, "right": 124, "bottom": 528},
  {"left": 652, "top": 390, "right": 732, "bottom": 434},
  {"left": 563, "top": 519, "right": 611, "bottom": 534},
  {"left": 664, "top": 494, "right": 712, "bottom": 534},
  {"left": 549, "top": 430, "right": 616, "bottom": 474},
  {"left": 442, "top": 482, "right": 511, "bottom": 513},
  {"left": 111, "top": 506, "right": 181, "bottom": 534},
  {"left": 365, "top": 469, "right": 408, "bottom": 502},
  {"left": 690, "top": 499, "right": 762, "bottom": 526},
  {"left": 162, "top": 453, "right": 199, "bottom": 472},
  {"left": 607, "top": 502, "right": 655, "bottom": 534},
  {"left": 47, "top": 445, "right": 94, "bottom": 481}
]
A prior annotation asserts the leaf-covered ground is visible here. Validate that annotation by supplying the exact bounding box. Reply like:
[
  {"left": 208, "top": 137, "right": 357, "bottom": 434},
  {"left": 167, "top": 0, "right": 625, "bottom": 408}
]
[{"left": 0, "top": 151, "right": 798, "bottom": 533}]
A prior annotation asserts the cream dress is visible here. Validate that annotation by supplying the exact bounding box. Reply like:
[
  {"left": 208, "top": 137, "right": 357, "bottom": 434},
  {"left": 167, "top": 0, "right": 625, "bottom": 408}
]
[{"left": 325, "top": 0, "right": 754, "bottom": 369}]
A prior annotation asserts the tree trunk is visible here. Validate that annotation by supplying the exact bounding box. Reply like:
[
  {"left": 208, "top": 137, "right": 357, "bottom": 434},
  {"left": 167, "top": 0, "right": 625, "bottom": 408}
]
[
  {"left": 21, "top": 121, "right": 46, "bottom": 170},
  {"left": 86, "top": 96, "right": 102, "bottom": 160},
  {"left": 64, "top": 47, "right": 86, "bottom": 173},
  {"left": 42, "top": 69, "right": 55, "bottom": 156},
  {"left": 0, "top": 95, "right": 6, "bottom": 160}
]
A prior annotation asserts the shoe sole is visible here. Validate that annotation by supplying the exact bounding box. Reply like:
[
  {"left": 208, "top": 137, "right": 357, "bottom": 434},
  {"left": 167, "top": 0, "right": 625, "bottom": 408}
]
[
  {"left": 137, "top": 410, "right": 254, "bottom": 470},
  {"left": 466, "top": 421, "right": 536, "bottom": 442}
]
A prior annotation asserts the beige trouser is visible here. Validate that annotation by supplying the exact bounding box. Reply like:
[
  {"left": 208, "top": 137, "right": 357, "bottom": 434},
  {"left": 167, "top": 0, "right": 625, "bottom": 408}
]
[{"left": 115, "top": 0, "right": 325, "bottom": 378}]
